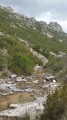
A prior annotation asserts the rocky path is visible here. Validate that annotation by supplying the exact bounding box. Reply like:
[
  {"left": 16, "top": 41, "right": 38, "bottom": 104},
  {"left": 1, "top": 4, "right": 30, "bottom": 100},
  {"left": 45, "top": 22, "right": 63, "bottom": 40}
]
[
  {"left": 0, "top": 80, "right": 60, "bottom": 119},
  {"left": 0, "top": 96, "right": 47, "bottom": 120}
]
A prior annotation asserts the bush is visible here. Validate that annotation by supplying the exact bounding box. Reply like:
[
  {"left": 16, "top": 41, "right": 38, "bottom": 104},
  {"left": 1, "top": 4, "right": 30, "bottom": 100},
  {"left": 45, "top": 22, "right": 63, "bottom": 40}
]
[
  {"left": 40, "top": 84, "right": 67, "bottom": 120},
  {"left": 44, "top": 55, "right": 64, "bottom": 73},
  {"left": 33, "top": 44, "right": 41, "bottom": 53},
  {"left": 9, "top": 54, "right": 34, "bottom": 75},
  {"left": 0, "top": 50, "right": 8, "bottom": 70}
]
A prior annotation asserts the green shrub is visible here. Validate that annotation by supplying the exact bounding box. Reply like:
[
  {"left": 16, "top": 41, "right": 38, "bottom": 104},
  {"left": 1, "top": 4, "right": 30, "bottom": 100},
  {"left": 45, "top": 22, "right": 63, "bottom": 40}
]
[
  {"left": 40, "top": 84, "right": 67, "bottom": 120},
  {"left": 0, "top": 50, "right": 8, "bottom": 70},
  {"left": 33, "top": 44, "right": 41, "bottom": 53},
  {"left": 9, "top": 54, "right": 34, "bottom": 75},
  {"left": 44, "top": 55, "right": 64, "bottom": 73}
]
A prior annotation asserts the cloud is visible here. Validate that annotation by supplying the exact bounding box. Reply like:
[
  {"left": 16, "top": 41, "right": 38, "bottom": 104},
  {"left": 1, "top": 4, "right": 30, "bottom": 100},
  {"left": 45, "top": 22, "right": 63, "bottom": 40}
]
[
  {"left": 0, "top": 0, "right": 67, "bottom": 32},
  {"left": 0, "top": 0, "right": 67, "bottom": 18},
  {"left": 59, "top": 20, "right": 67, "bottom": 32}
]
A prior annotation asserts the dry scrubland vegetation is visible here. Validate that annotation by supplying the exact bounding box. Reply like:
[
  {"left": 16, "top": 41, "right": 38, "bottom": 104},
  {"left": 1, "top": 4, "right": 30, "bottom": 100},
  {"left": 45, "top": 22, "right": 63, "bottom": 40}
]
[
  {"left": 0, "top": 6, "right": 67, "bottom": 120},
  {"left": 0, "top": 7, "right": 67, "bottom": 76}
]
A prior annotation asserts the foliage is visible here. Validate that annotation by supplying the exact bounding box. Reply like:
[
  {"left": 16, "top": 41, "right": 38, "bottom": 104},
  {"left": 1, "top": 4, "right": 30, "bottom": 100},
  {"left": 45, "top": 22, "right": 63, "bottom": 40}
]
[
  {"left": 9, "top": 54, "right": 34, "bottom": 75},
  {"left": 0, "top": 50, "right": 8, "bottom": 70},
  {"left": 40, "top": 84, "right": 67, "bottom": 120},
  {"left": 0, "top": 7, "right": 67, "bottom": 75},
  {"left": 32, "top": 44, "right": 41, "bottom": 53},
  {"left": 44, "top": 55, "right": 64, "bottom": 73},
  {"left": 0, "top": 51, "right": 5, "bottom": 70},
  {"left": 57, "top": 68, "right": 67, "bottom": 82}
]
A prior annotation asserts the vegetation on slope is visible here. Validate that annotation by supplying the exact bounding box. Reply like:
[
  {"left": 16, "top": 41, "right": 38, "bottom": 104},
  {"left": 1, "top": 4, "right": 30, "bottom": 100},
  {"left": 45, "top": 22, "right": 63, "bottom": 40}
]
[
  {"left": 0, "top": 6, "right": 67, "bottom": 75},
  {"left": 0, "top": 35, "right": 42, "bottom": 75},
  {"left": 0, "top": 6, "right": 67, "bottom": 120},
  {"left": 40, "top": 83, "right": 67, "bottom": 120},
  {"left": 44, "top": 55, "right": 64, "bottom": 74}
]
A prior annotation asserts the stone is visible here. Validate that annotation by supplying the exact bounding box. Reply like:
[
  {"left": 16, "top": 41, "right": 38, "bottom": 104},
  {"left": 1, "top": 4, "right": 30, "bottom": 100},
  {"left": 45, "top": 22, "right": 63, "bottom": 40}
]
[
  {"left": 32, "top": 80, "right": 39, "bottom": 84},
  {"left": 46, "top": 75, "right": 54, "bottom": 81},
  {"left": 25, "top": 82, "right": 31, "bottom": 84},
  {"left": 9, "top": 104, "right": 19, "bottom": 108},
  {"left": 25, "top": 88, "right": 34, "bottom": 93},
  {"left": 52, "top": 80, "right": 56, "bottom": 83},
  {"left": 43, "top": 80, "right": 46, "bottom": 83},
  {"left": 34, "top": 65, "right": 42, "bottom": 71},
  {"left": 9, "top": 74, "right": 17, "bottom": 79},
  {"left": 16, "top": 77, "right": 27, "bottom": 82},
  {"left": 30, "top": 93, "right": 34, "bottom": 97}
]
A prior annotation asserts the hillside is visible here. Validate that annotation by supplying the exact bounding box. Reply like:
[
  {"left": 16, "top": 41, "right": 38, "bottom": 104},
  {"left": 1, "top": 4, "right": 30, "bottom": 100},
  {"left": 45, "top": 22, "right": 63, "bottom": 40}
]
[
  {"left": 0, "top": 5, "right": 67, "bottom": 76},
  {"left": 0, "top": 5, "right": 67, "bottom": 120}
]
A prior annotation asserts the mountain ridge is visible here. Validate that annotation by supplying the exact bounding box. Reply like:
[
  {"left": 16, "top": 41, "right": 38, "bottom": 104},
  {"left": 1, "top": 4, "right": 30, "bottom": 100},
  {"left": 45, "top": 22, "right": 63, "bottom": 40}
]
[
  {"left": 0, "top": 5, "right": 67, "bottom": 120},
  {"left": 0, "top": 5, "right": 64, "bottom": 33}
]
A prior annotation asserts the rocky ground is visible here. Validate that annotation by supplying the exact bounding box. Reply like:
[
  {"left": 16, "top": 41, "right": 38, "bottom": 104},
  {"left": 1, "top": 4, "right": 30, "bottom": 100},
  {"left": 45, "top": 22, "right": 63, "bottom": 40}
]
[
  {"left": 0, "top": 65, "right": 60, "bottom": 120},
  {"left": 0, "top": 38, "right": 61, "bottom": 120}
]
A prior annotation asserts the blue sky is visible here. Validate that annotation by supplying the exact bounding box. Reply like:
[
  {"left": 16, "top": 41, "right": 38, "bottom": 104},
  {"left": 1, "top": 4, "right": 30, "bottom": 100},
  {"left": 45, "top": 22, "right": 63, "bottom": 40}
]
[{"left": 0, "top": 0, "right": 67, "bottom": 32}]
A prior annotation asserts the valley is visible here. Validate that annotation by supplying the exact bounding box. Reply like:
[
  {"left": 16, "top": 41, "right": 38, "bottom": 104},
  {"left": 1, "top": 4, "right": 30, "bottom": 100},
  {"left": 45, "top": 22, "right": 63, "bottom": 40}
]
[{"left": 0, "top": 5, "right": 67, "bottom": 120}]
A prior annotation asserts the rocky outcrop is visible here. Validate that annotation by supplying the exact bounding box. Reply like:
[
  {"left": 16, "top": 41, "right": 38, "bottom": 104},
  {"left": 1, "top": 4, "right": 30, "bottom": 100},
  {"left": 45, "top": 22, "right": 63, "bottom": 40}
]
[
  {"left": 48, "top": 22, "right": 63, "bottom": 32},
  {"left": 25, "top": 18, "right": 63, "bottom": 33},
  {"left": 29, "top": 47, "right": 48, "bottom": 66},
  {"left": 0, "top": 5, "right": 64, "bottom": 34},
  {"left": 0, "top": 5, "right": 63, "bottom": 34},
  {"left": 0, "top": 97, "right": 46, "bottom": 120}
]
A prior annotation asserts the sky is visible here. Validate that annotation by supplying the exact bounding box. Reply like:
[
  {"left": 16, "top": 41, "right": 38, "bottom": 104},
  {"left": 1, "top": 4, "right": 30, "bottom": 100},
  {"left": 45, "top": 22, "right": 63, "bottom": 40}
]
[{"left": 0, "top": 0, "right": 67, "bottom": 32}]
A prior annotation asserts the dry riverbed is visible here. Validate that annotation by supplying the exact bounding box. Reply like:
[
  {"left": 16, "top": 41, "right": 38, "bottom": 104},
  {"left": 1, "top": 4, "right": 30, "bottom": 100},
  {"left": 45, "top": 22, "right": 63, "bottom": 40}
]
[{"left": 0, "top": 66, "right": 60, "bottom": 120}]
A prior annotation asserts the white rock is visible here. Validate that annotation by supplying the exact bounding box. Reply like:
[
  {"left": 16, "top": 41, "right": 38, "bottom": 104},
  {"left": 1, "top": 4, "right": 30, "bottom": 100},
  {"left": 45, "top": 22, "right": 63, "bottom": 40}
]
[
  {"left": 52, "top": 80, "right": 56, "bottom": 83},
  {"left": 25, "top": 82, "right": 31, "bottom": 84},
  {"left": 9, "top": 74, "right": 17, "bottom": 79},
  {"left": 43, "top": 80, "right": 46, "bottom": 83},
  {"left": 25, "top": 88, "right": 34, "bottom": 93},
  {"left": 46, "top": 75, "right": 54, "bottom": 81},
  {"left": 32, "top": 80, "right": 39, "bottom": 84},
  {"left": 10, "top": 104, "right": 19, "bottom": 108},
  {"left": 0, "top": 96, "right": 46, "bottom": 117},
  {"left": 16, "top": 77, "right": 27, "bottom": 82}
]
